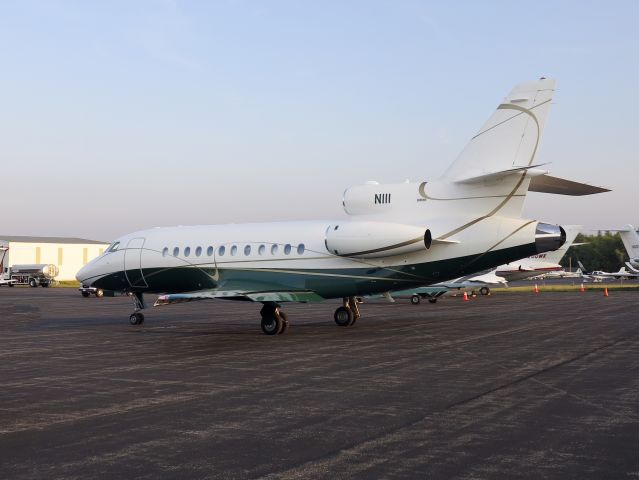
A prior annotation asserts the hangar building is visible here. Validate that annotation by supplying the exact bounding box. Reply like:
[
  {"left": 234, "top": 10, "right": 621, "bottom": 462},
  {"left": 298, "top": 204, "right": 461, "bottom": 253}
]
[{"left": 0, "top": 236, "right": 110, "bottom": 281}]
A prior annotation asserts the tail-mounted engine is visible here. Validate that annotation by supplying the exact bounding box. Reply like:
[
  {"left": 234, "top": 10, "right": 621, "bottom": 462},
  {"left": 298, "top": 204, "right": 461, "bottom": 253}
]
[{"left": 325, "top": 221, "right": 432, "bottom": 258}]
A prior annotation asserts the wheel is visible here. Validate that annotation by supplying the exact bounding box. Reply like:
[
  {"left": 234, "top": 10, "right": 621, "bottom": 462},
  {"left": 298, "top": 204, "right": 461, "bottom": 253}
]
[
  {"left": 95, "top": 289, "right": 104, "bottom": 298},
  {"left": 129, "top": 312, "right": 144, "bottom": 325},
  {"left": 41, "top": 283, "right": 49, "bottom": 288},
  {"left": 334, "top": 306, "right": 354, "bottom": 326},
  {"left": 81, "top": 291, "right": 90, "bottom": 298},
  {"left": 428, "top": 298, "right": 438, "bottom": 304},
  {"left": 278, "top": 311, "right": 289, "bottom": 334},
  {"left": 480, "top": 287, "right": 490, "bottom": 296},
  {"left": 261, "top": 312, "right": 282, "bottom": 335},
  {"left": 8, "top": 283, "right": 14, "bottom": 287},
  {"left": 410, "top": 295, "right": 421, "bottom": 305},
  {"left": 29, "top": 279, "right": 37, "bottom": 288}
]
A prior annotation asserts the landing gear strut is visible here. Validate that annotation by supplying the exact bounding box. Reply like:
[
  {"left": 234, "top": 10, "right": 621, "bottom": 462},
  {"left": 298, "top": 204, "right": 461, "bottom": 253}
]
[
  {"left": 334, "top": 297, "right": 360, "bottom": 327},
  {"left": 260, "top": 302, "right": 289, "bottom": 335},
  {"left": 129, "top": 292, "right": 146, "bottom": 326}
]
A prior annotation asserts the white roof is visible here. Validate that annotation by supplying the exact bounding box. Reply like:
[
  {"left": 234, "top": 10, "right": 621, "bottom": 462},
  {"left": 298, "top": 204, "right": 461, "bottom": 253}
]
[{"left": 0, "top": 235, "right": 108, "bottom": 245}]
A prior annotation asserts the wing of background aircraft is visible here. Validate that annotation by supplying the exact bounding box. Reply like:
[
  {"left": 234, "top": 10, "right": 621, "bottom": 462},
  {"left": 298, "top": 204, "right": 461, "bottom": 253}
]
[{"left": 593, "top": 267, "right": 639, "bottom": 279}]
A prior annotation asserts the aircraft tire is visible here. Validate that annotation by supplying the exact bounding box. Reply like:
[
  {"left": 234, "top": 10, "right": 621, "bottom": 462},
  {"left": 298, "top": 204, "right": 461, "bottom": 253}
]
[
  {"left": 480, "top": 287, "right": 490, "bottom": 296},
  {"left": 334, "top": 306, "right": 354, "bottom": 327},
  {"left": 129, "top": 312, "right": 144, "bottom": 325},
  {"left": 29, "top": 279, "right": 37, "bottom": 288},
  {"left": 261, "top": 313, "right": 282, "bottom": 335},
  {"left": 410, "top": 295, "right": 421, "bottom": 305},
  {"left": 81, "top": 291, "right": 90, "bottom": 298}
]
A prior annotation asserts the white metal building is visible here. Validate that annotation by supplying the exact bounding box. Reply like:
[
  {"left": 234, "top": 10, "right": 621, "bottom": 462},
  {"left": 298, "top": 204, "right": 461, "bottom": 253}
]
[{"left": 0, "top": 236, "right": 110, "bottom": 281}]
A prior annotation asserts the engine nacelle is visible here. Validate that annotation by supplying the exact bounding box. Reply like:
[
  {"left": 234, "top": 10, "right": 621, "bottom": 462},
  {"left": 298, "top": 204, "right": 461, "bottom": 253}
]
[
  {"left": 342, "top": 182, "right": 416, "bottom": 216},
  {"left": 534, "top": 223, "right": 566, "bottom": 253},
  {"left": 325, "top": 221, "right": 432, "bottom": 258}
]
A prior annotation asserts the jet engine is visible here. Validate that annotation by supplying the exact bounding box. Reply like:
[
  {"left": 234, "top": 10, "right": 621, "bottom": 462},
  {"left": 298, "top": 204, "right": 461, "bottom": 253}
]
[
  {"left": 325, "top": 221, "right": 431, "bottom": 258},
  {"left": 535, "top": 223, "right": 566, "bottom": 253}
]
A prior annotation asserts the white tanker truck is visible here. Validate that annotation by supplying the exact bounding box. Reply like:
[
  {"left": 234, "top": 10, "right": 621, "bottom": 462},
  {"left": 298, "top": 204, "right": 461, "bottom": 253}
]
[
  {"left": 0, "top": 244, "right": 59, "bottom": 287},
  {"left": 7, "top": 264, "right": 59, "bottom": 287}
]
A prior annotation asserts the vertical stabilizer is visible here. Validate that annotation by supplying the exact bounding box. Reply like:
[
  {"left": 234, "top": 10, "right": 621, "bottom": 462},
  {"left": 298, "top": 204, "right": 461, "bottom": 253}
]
[
  {"left": 442, "top": 78, "right": 556, "bottom": 182},
  {"left": 619, "top": 225, "right": 639, "bottom": 258},
  {"left": 541, "top": 225, "right": 582, "bottom": 264}
]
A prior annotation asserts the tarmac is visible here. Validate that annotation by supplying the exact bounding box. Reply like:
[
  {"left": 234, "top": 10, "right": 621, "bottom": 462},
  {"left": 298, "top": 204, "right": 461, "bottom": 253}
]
[{"left": 1, "top": 287, "right": 638, "bottom": 479}]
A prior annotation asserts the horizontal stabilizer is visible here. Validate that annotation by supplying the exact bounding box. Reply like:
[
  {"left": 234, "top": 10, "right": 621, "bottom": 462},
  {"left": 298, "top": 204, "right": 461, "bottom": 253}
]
[
  {"left": 529, "top": 175, "right": 610, "bottom": 196},
  {"left": 454, "top": 164, "right": 548, "bottom": 184}
]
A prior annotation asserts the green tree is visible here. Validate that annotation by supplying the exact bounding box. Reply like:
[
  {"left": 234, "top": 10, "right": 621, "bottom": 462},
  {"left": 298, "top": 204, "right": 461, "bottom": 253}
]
[{"left": 561, "top": 232, "right": 628, "bottom": 272}]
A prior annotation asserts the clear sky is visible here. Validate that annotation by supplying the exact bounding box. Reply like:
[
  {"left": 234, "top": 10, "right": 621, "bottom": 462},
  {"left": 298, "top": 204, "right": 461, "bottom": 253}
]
[{"left": 1, "top": 0, "right": 637, "bottom": 241}]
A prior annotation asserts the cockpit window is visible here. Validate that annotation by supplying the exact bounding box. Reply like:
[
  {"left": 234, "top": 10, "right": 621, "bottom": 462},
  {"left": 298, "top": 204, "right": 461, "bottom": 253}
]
[{"left": 106, "top": 242, "right": 120, "bottom": 253}]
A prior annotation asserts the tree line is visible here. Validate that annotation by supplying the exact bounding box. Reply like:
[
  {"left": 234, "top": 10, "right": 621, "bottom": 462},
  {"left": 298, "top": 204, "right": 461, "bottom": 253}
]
[{"left": 560, "top": 232, "right": 628, "bottom": 273}]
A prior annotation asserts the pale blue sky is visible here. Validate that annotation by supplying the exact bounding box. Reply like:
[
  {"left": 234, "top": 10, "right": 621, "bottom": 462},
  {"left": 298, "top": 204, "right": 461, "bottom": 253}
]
[{"left": 1, "top": 0, "right": 637, "bottom": 241}]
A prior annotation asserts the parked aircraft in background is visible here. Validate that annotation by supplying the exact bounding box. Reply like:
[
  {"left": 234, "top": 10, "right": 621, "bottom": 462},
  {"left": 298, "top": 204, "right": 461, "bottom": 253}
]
[
  {"left": 382, "top": 270, "right": 507, "bottom": 304},
  {"left": 76, "top": 78, "right": 608, "bottom": 334},
  {"left": 385, "top": 226, "right": 582, "bottom": 304},
  {"left": 619, "top": 225, "right": 639, "bottom": 272},
  {"left": 576, "top": 261, "right": 639, "bottom": 282},
  {"left": 493, "top": 225, "right": 582, "bottom": 281}
]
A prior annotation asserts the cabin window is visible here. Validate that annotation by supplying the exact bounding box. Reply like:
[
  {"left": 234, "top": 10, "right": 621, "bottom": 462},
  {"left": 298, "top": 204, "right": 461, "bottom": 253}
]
[
  {"left": 173, "top": 247, "right": 180, "bottom": 257},
  {"left": 284, "top": 244, "right": 291, "bottom": 255},
  {"left": 207, "top": 246, "right": 214, "bottom": 256},
  {"left": 184, "top": 247, "right": 191, "bottom": 257},
  {"left": 297, "top": 244, "right": 305, "bottom": 255},
  {"left": 162, "top": 247, "right": 168, "bottom": 257},
  {"left": 230, "top": 245, "right": 238, "bottom": 256},
  {"left": 195, "top": 246, "right": 202, "bottom": 257},
  {"left": 258, "top": 244, "right": 265, "bottom": 255},
  {"left": 271, "top": 244, "right": 278, "bottom": 255},
  {"left": 218, "top": 246, "right": 226, "bottom": 256},
  {"left": 107, "top": 242, "right": 120, "bottom": 253},
  {"left": 244, "top": 245, "right": 251, "bottom": 256}
]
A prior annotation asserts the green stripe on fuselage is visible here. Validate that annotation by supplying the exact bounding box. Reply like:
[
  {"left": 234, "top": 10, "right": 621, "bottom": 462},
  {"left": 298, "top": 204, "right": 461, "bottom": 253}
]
[{"left": 92, "top": 243, "right": 537, "bottom": 299}]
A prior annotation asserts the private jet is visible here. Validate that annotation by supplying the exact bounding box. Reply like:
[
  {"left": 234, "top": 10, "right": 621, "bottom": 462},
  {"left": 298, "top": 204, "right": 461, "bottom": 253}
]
[{"left": 76, "top": 78, "right": 608, "bottom": 334}]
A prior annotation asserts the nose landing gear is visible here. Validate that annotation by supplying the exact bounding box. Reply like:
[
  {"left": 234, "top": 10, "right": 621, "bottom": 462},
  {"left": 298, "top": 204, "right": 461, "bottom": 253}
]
[
  {"left": 260, "top": 302, "right": 289, "bottom": 335},
  {"left": 129, "top": 292, "right": 147, "bottom": 326},
  {"left": 334, "top": 297, "right": 361, "bottom": 327}
]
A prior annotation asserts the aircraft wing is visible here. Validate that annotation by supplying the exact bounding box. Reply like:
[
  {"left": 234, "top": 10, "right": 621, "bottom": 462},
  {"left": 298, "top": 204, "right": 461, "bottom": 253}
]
[
  {"left": 155, "top": 288, "right": 325, "bottom": 306},
  {"left": 595, "top": 272, "right": 639, "bottom": 279}
]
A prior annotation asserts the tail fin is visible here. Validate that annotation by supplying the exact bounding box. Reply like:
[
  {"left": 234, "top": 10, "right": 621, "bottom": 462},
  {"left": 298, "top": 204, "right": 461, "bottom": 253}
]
[
  {"left": 542, "top": 225, "right": 582, "bottom": 263},
  {"left": 442, "top": 78, "right": 556, "bottom": 182},
  {"left": 619, "top": 225, "right": 639, "bottom": 258}
]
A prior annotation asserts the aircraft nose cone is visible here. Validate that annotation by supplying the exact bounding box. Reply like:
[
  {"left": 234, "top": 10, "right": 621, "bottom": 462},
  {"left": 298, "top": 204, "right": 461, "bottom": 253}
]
[{"left": 76, "top": 264, "right": 91, "bottom": 284}]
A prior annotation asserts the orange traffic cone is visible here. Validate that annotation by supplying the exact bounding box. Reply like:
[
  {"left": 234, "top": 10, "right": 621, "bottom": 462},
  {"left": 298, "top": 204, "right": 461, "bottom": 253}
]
[
  {"left": 580, "top": 283, "right": 585, "bottom": 293},
  {"left": 463, "top": 291, "right": 469, "bottom": 301},
  {"left": 604, "top": 287, "right": 609, "bottom": 297},
  {"left": 534, "top": 284, "right": 539, "bottom": 294}
]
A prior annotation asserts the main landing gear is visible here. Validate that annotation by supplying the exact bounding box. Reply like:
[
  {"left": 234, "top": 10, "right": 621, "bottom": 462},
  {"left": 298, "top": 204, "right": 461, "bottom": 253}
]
[
  {"left": 260, "top": 302, "right": 289, "bottom": 335},
  {"left": 129, "top": 292, "right": 147, "bottom": 326},
  {"left": 334, "top": 297, "right": 361, "bottom": 327}
]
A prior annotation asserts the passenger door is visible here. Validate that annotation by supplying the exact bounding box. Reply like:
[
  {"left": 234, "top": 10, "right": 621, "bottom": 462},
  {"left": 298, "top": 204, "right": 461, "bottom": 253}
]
[{"left": 124, "top": 237, "right": 148, "bottom": 288}]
